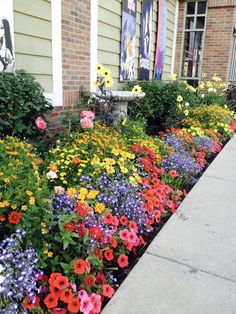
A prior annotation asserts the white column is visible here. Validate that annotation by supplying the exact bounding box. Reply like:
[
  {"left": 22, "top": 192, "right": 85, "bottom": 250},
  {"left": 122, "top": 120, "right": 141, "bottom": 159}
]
[
  {"left": 171, "top": 0, "right": 179, "bottom": 75},
  {"left": 90, "top": 0, "right": 98, "bottom": 92}
]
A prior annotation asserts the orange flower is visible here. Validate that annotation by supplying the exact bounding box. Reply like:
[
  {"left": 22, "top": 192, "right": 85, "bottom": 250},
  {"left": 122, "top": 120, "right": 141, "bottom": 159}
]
[
  {"left": 67, "top": 298, "right": 80, "bottom": 313},
  {"left": 60, "top": 289, "right": 73, "bottom": 303},
  {"left": 104, "top": 248, "right": 114, "bottom": 261},
  {"left": 54, "top": 275, "right": 69, "bottom": 290},
  {"left": 44, "top": 293, "right": 58, "bottom": 309}
]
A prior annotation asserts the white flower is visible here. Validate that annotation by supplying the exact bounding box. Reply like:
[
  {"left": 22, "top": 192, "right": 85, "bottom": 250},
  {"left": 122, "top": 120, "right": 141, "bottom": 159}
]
[
  {"left": 0, "top": 264, "right": 4, "bottom": 273},
  {"left": 201, "top": 94, "right": 205, "bottom": 98},
  {"left": 184, "top": 109, "right": 189, "bottom": 116},
  {"left": 0, "top": 275, "right": 5, "bottom": 284},
  {"left": 177, "top": 95, "right": 183, "bottom": 102},
  {"left": 46, "top": 170, "right": 58, "bottom": 180},
  {"left": 185, "top": 102, "right": 190, "bottom": 107}
]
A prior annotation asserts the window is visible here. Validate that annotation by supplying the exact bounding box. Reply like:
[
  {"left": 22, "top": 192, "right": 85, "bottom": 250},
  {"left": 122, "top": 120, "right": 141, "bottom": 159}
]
[
  {"left": 229, "top": 28, "right": 236, "bottom": 86},
  {"left": 181, "top": 1, "right": 207, "bottom": 84}
]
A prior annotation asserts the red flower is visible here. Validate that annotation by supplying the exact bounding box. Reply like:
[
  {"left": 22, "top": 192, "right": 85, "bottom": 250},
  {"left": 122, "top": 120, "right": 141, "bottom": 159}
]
[
  {"left": 60, "top": 289, "right": 73, "bottom": 303},
  {"left": 104, "top": 213, "right": 113, "bottom": 224},
  {"left": 35, "top": 117, "right": 47, "bottom": 130},
  {"left": 67, "top": 298, "right": 80, "bottom": 313},
  {"left": 64, "top": 222, "right": 76, "bottom": 232},
  {"left": 74, "top": 259, "right": 86, "bottom": 275},
  {"left": 93, "top": 248, "right": 103, "bottom": 260},
  {"left": 119, "top": 215, "right": 128, "bottom": 226},
  {"left": 129, "top": 221, "right": 138, "bottom": 232},
  {"left": 102, "top": 284, "right": 114, "bottom": 298},
  {"left": 117, "top": 254, "right": 129, "bottom": 268},
  {"left": 0, "top": 214, "right": 5, "bottom": 222},
  {"left": 75, "top": 202, "right": 89, "bottom": 217},
  {"left": 49, "top": 272, "right": 61, "bottom": 286},
  {"left": 54, "top": 275, "right": 69, "bottom": 290},
  {"left": 109, "top": 236, "right": 117, "bottom": 248},
  {"left": 96, "top": 271, "right": 105, "bottom": 285},
  {"left": 75, "top": 223, "right": 86, "bottom": 236},
  {"left": 230, "top": 121, "right": 236, "bottom": 131},
  {"left": 89, "top": 225, "right": 102, "bottom": 239},
  {"left": 49, "top": 284, "right": 62, "bottom": 297},
  {"left": 73, "top": 157, "right": 81, "bottom": 165},
  {"left": 168, "top": 170, "right": 178, "bottom": 178},
  {"left": 44, "top": 293, "right": 59, "bottom": 309},
  {"left": 23, "top": 296, "right": 40, "bottom": 309},
  {"left": 104, "top": 248, "right": 114, "bottom": 261},
  {"left": 52, "top": 309, "right": 67, "bottom": 314},
  {"left": 84, "top": 275, "right": 95, "bottom": 288},
  {"left": 8, "top": 211, "right": 22, "bottom": 225}
]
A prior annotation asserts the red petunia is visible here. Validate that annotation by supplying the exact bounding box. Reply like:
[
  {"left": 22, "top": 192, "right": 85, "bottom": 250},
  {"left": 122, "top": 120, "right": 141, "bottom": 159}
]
[
  {"left": 54, "top": 275, "right": 69, "bottom": 290},
  {"left": 44, "top": 293, "right": 59, "bottom": 309},
  {"left": 73, "top": 259, "right": 86, "bottom": 275},
  {"left": 117, "top": 254, "right": 129, "bottom": 268},
  {"left": 73, "top": 157, "right": 81, "bottom": 165},
  {"left": 109, "top": 236, "right": 117, "bottom": 248},
  {"left": 8, "top": 211, "right": 22, "bottom": 225},
  {"left": 60, "top": 289, "right": 73, "bottom": 303},
  {"left": 50, "top": 284, "right": 62, "bottom": 297},
  {"left": 96, "top": 271, "right": 105, "bottom": 285},
  {"left": 49, "top": 272, "right": 61, "bottom": 286},
  {"left": 119, "top": 215, "right": 128, "bottom": 226},
  {"left": 52, "top": 309, "right": 67, "bottom": 314},
  {"left": 67, "top": 298, "right": 80, "bottom": 313},
  {"left": 93, "top": 248, "right": 103, "bottom": 260},
  {"left": 64, "top": 222, "right": 76, "bottom": 232},
  {"left": 84, "top": 275, "right": 95, "bottom": 288},
  {"left": 104, "top": 213, "right": 114, "bottom": 224},
  {"left": 75, "top": 202, "right": 89, "bottom": 217},
  {"left": 129, "top": 221, "right": 138, "bottom": 232},
  {"left": 104, "top": 248, "right": 114, "bottom": 261},
  {"left": 102, "top": 284, "right": 114, "bottom": 298},
  {"left": 23, "top": 296, "right": 40, "bottom": 309}
]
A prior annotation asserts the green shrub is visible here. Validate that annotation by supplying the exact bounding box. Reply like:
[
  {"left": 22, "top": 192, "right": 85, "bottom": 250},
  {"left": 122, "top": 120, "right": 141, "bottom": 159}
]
[
  {"left": 0, "top": 70, "right": 53, "bottom": 140},
  {"left": 124, "top": 80, "right": 200, "bottom": 127}
]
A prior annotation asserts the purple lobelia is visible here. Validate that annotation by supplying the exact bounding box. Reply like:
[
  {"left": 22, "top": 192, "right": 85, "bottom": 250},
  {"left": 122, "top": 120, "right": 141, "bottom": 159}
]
[{"left": 0, "top": 229, "right": 42, "bottom": 314}]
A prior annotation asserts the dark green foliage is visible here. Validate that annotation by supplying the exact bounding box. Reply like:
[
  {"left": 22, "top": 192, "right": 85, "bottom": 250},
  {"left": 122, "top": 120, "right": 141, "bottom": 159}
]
[
  {"left": 225, "top": 84, "right": 236, "bottom": 110},
  {"left": 124, "top": 80, "right": 200, "bottom": 128},
  {"left": 0, "top": 70, "right": 53, "bottom": 139}
]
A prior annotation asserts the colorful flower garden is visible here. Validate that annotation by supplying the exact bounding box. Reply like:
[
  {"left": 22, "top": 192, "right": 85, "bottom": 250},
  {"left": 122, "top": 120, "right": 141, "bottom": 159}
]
[{"left": 0, "top": 67, "right": 236, "bottom": 313}]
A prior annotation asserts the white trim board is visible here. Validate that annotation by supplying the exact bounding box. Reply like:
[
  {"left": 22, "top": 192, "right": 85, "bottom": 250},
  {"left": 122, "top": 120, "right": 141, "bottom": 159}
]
[{"left": 90, "top": 0, "right": 98, "bottom": 92}]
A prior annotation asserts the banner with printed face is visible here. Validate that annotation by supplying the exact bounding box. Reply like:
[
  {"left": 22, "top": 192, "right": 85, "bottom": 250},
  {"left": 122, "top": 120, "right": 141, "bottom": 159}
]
[
  {"left": 120, "top": 0, "right": 137, "bottom": 81},
  {"left": 154, "top": 0, "right": 167, "bottom": 80},
  {"left": 0, "top": 0, "right": 15, "bottom": 72},
  {"left": 139, "top": 0, "right": 153, "bottom": 80}
]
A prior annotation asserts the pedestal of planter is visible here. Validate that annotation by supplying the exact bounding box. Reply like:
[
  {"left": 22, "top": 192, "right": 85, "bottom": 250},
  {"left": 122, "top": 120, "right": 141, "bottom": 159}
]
[{"left": 94, "top": 90, "right": 145, "bottom": 126}]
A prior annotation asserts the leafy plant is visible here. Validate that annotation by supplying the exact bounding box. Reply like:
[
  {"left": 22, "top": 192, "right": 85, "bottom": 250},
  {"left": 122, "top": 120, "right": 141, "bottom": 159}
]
[{"left": 0, "top": 70, "right": 53, "bottom": 140}]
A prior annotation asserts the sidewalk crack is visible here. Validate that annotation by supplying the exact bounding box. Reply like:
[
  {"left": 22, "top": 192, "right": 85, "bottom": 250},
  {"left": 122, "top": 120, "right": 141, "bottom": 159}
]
[{"left": 146, "top": 252, "right": 236, "bottom": 284}]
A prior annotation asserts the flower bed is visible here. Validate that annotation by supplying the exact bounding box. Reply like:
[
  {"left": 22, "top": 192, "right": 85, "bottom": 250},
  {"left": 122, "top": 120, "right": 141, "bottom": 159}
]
[{"left": 1, "top": 72, "right": 236, "bottom": 313}]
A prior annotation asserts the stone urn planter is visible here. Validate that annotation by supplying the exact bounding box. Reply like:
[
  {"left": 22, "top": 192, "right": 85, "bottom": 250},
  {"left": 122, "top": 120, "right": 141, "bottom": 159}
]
[{"left": 93, "top": 90, "right": 145, "bottom": 126}]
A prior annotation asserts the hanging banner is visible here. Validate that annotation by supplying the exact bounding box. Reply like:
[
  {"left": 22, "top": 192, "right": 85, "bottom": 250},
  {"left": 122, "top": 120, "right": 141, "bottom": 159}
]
[
  {"left": 0, "top": 0, "right": 15, "bottom": 72},
  {"left": 139, "top": 0, "right": 153, "bottom": 80},
  {"left": 120, "top": 0, "right": 137, "bottom": 81},
  {"left": 154, "top": 0, "right": 167, "bottom": 80}
]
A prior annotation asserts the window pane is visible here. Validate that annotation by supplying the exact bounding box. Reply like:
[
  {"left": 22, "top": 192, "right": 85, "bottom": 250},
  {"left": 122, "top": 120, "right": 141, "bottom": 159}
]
[
  {"left": 197, "top": 1, "right": 206, "bottom": 14},
  {"left": 187, "top": 2, "right": 195, "bottom": 14},
  {"left": 182, "top": 31, "right": 203, "bottom": 78},
  {"left": 196, "top": 17, "right": 205, "bottom": 29},
  {"left": 185, "top": 17, "right": 195, "bottom": 29}
]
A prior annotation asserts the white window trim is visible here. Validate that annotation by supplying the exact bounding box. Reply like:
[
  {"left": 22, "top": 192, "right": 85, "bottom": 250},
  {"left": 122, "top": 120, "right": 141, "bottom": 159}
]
[
  {"left": 90, "top": 0, "right": 98, "bottom": 92},
  {"left": 50, "top": 0, "right": 63, "bottom": 106},
  {"left": 171, "top": 0, "right": 179, "bottom": 75}
]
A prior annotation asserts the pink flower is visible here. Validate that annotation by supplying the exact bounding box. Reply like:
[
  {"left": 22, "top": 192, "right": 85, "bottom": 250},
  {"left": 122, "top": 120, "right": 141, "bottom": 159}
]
[
  {"left": 90, "top": 293, "right": 102, "bottom": 314},
  {"left": 35, "top": 117, "right": 47, "bottom": 130},
  {"left": 78, "top": 289, "right": 88, "bottom": 300},
  {"left": 80, "top": 111, "right": 95, "bottom": 120},
  {"left": 80, "top": 296, "right": 93, "bottom": 314},
  {"left": 85, "top": 258, "right": 91, "bottom": 273},
  {"left": 127, "top": 230, "right": 138, "bottom": 244},
  {"left": 80, "top": 117, "right": 94, "bottom": 129},
  {"left": 119, "top": 229, "right": 129, "bottom": 241}
]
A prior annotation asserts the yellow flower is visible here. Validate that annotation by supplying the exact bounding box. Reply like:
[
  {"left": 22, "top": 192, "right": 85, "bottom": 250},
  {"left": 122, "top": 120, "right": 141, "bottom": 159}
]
[
  {"left": 43, "top": 249, "right": 53, "bottom": 257},
  {"left": 105, "top": 77, "right": 113, "bottom": 88},
  {"left": 41, "top": 222, "right": 46, "bottom": 228},
  {"left": 11, "top": 204, "right": 17, "bottom": 209},
  {"left": 21, "top": 205, "right": 28, "bottom": 211},
  {"left": 41, "top": 228, "right": 48, "bottom": 234},
  {"left": 67, "top": 188, "right": 77, "bottom": 198},
  {"left": 26, "top": 190, "right": 33, "bottom": 196},
  {"left": 87, "top": 190, "right": 100, "bottom": 199},
  {"left": 184, "top": 109, "right": 189, "bottom": 116},
  {"left": 94, "top": 202, "right": 105, "bottom": 214},
  {"left": 170, "top": 73, "right": 177, "bottom": 81},
  {"left": 177, "top": 95, "right": 183, "bottom": 102},
  {"left": 102, "top": 68, "right": 111, "bottom": 77},
  {"left": 3, "top": 178, "right": 10, "bottom": 183},
  {"left": 132, "top": 85, "right": 142, "bottom": 94},
  {"left": 29, "top": 197, "right": 35, "bottom": 205},
  {"left": 96, "top": 63, "right": 104, "bottom": 74},
  {"left": 93, "top": 81, "right": 101, "bottom": 87}
]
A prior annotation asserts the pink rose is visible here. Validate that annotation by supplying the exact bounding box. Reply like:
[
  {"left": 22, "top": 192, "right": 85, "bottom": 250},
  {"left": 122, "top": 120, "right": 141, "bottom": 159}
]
[
  {"left": 35, "top": 117, "right": 47, "bottom": 130},
  {"left": 80, "top": 117, "right": 94, "bottom": 129},
  {"left": 80, "top": 111, "right": 95, "bottom": 120}
]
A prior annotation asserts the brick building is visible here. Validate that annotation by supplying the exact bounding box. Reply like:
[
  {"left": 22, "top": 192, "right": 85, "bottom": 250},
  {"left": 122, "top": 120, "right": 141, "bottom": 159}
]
[{"left": 174, "top": 0, "right": 236, "bottom": 86}]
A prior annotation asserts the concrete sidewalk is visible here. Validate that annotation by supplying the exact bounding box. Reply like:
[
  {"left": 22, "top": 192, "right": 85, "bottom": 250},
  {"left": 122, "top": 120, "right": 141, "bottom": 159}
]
[{"left": 102, "top": 136, "right": 236, "bottom": 314}]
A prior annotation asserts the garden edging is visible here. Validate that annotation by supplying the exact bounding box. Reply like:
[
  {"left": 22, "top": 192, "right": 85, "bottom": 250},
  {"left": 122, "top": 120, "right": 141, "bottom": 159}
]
[{"left": 102, "top": 135, "right": 236, "bottom": 314}]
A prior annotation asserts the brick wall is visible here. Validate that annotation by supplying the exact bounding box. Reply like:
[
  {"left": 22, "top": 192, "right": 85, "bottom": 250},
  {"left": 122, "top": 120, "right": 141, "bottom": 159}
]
[
  {"left": 174, "top": 0, "right": 236, "bottom": 82},
  {"left": 201, "top": 5, "right": 236, "bottom": 80},
  {"left": 50, "top": 0, "right": 91, "bottom": 127}
]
